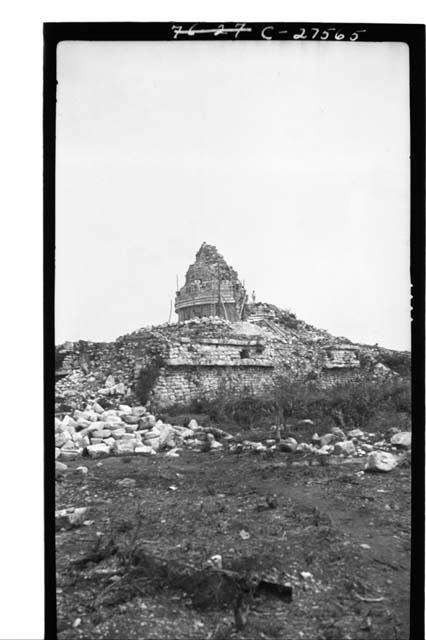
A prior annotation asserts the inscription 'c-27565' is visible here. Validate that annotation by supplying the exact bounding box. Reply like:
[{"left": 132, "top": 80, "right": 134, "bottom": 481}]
[{"left": 171, "top": 24, "right": 368, "bottom": 41}]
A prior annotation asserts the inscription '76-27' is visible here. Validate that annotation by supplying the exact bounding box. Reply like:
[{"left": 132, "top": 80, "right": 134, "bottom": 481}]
[{"left": 171, "top": 24, "right": 367, "bottom": 41}]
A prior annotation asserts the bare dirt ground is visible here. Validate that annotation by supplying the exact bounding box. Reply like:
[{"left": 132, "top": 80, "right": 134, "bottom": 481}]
[{"left": 56, "top": 450, "right": 411, "bottom": 640}]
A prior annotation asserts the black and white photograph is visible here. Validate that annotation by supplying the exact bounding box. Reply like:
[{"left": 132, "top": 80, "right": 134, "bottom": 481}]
[{"left": 46, "top": 22, "right": 424, "bottom": 640}]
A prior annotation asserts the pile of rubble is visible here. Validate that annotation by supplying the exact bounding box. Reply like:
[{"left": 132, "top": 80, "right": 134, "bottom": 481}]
[
  {"left": 55, "top": 396, "right": 411, "bottom": 475},
  {"left": 55, "top": 368, "right": 134, "bottom": 412},
  {"left": 55, "top": 401, "right": 231, "bottom": 467},
  {"left": 232, "top": 425, "right": 411, "bottom": 472}
]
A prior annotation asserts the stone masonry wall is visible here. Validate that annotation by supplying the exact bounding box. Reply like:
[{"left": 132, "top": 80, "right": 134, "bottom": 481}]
[
  {"left": 151, "top": 365, "right": 275, "bottom": 408},
  {"left": 320, "top": 368, "right": 363, "bottom": 387}
]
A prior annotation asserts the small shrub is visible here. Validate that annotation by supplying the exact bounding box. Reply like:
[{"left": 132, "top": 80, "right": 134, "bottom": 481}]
[
  {"left": 378, "top": 351, "right": 411, "bottom": 377},
  {"left": 134, "top": 353, "right": 165, "bottom": 405},
  {"left": 272, "top": 377, "right": 410, "bottom": 430},
  {"left": 224, "top": 396, "right": 275, "bottom": 429},
  {"left": 325, "top": 380, "right": 383, "bottom": 428},
  {"left": 380, "top": 378, "right": 411, "bottom": 413},
  {"left": 271, "top": 377, "right": 312, "bottom": 428}
]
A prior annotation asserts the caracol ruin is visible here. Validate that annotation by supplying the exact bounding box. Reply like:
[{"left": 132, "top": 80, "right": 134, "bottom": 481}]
[{"left": 55, "top": 243, "right": 403, "bottom": 412}]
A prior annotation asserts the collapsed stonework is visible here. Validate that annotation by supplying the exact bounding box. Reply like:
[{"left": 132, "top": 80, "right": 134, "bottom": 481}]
[{"left": 55, "top": 244, "right": 406, "bottom": 412}]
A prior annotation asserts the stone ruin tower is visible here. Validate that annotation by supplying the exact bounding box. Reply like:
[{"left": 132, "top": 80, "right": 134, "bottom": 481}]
[{"left": 175, "top": 243, "right": 247, "bottom": 322}]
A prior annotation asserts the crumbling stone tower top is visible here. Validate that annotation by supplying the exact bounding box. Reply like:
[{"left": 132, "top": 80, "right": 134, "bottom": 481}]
[{"left": 175, "top": 243, "right": 247, "bottom": 322}]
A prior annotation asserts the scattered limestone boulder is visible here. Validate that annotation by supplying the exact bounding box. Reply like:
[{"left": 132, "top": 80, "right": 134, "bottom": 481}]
[
  {"left": 334, "top": 440, "right": 356, "bottom": 456},
  {"left": 76, "top": 418, "right": 92, "bottom": 430},
  {"left": 125, "top": 424, "right": 138, "bottom": 433},
  {"left": 104, "top": 414, "right": 122, "bottom": 426},
  {"left": 72, "top": 434, "right": 90, "bottom": 448},
  {"left": 246, "top": 441, "right": 267, "bottom": 453},
  {"left": 81, "top": 411, "right": 98, "bottom": 422},
  {"left": 87, "top": 443, "right": 111, "bottom": 459},
  {"left": 166, "top": 448, "right": 181, "bottom": 457},
  {"left": 75, "top": 466, "right": 89, "bottom": 475},
  {"left": 55, "top": 461, "right": 68, "bottom": 475},
  {"left": 147, "top": 437, "right": 160, "bottom": 451},
  {"left": 319, "top": 433, "right": 337, "bottom": 447},
  {"left": 331, "top": 427, "right": 346, "bottom": 439},
  {"left": 141, "top": 414, "right": 156, "bottom": 428},
  {"left": 188, "top": 419, "right": 198, "bottom": 430},
  {"left": 80, "top": 423, "right": 105, "bottom": 436},
  {"left": 120, "top": 433, "right": 137, "bottom": 441},
  {"left": 172, "top": 425, "right": 193, "bottom": 439},
  {"left": 158, "top": 425, "right": 176, "bottom": 449},
  {"left": 97, "top": 388, "right": 109, "bottom": 396},
  {"left": 113, "top": 383, "right": 126, "bottom": 395},
  {"left": 112, "top": 439, "right": 136, "bottom": 455},
  {"left": 62, "top": 439, "right": 79, "bottom": 451},
  {"left": 60, "top": 449, "right": 81, "bottom": 461},
  {"left": 277, "top": 437, "right": 298, "bottom": 452},
  {"left": 145, "top": 429, "right": 160, "bottom": 440},
  {"left": 91, "top": 429, "right": 112, "bottom": 439},
  {"left": 56, "top": 507, "right": 88, "bottom": 530},
  {"left": 118, "top": 404, "right": 132, "bottom": 414},
  {"left": 390, "top": 432, "right": 411, "bottom": 449},
  {"left": 317, "top": 445, "right": 334, "bottom": 455},
  {"left": 207, "top": 434, "right": 223, "bottom": 450},
  {"left": 132, "top": 406, "right": 146, "bottom": 417},
  {"left": 62, "top": 415, "right": 76, "bottom": 428},
  {"left": 92, "top": 401, "right": 105, "bottom": 414},
  {"left": 296, "top": 442, "right": 315, "bottom": 453},
  {"left": 111, "top": 428, "right": 127, "bottom": 439},
  {"left": 55, "top": 447, "right": 61, "bottom": 459},
  {"left": 135, "top": 445, "right": 156, "bottom": 455},
  {"left": 347, "top": 429, "right": 364, "bottom": 439},
  {"left": 365, "top": 451, "right": 398, "bottom": 473},
  {"left": 55, "top": 432, "right": 69, "bottom": 448},
  {"left": 122, "top": 415, "right": 140, "bottom": 425},
  {"left": 105, "top": 375, "right": 115, "bottom": 388}
]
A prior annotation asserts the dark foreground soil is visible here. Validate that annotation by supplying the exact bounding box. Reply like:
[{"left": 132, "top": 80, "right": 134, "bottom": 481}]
[{"left": 56, "top": 450, "right": 411, "bottom": 640}]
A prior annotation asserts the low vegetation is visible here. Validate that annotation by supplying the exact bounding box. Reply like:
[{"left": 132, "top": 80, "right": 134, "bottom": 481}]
[{"left": 162, "top": 376, "right": 411, "bottom": 436}]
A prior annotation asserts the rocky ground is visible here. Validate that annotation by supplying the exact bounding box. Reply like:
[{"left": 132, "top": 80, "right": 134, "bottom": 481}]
[{"left": 55, "top": 401, "right": 411, "bottom": 640}]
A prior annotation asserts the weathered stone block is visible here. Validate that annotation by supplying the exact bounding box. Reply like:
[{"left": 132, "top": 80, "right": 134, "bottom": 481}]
[
  {"left": 118, "top": 404, "right": 132, "bottom": 414},
  {"left": 334, "top": 440, "right": 355, "bottom": 456},
  {"left": 365, "top": 451, "right": 398, "bottom": 472},
  {"left": 135, "top": 445, "right": 156, "bottom": 456},
  {"left": 60, "top": 450, "right": 81, "bottom": 461},
  {"left": 87, "top": 443, "right": 111, "bottom": 458},
  {"left": 390, "top": 432, "right": 411, "bottom": 449},
  {"left": 89, "top": 429, "right": 109, "bottom": 439},
  {"left": 112, "top": 439, "right": 136, "bottom": 455},
  {"left": 111, "top": 428, "right": 127, "bottom": 439},
  {"left": 56, "top": 507, "right": 88, "bottom": 530},
  {"left": 55, "top": 432, "right": 72, "bottom": 448}
]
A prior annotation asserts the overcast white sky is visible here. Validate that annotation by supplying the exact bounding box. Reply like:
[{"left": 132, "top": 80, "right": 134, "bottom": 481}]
[{"left": 56, "top": 40, "right": 410, "bottom": 350}]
